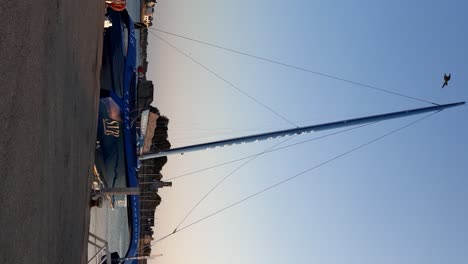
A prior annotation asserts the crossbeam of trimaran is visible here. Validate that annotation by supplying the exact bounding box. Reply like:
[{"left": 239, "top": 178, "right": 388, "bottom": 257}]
[{"left": 139, "top": 102, "right": 465, "bottom": 160}]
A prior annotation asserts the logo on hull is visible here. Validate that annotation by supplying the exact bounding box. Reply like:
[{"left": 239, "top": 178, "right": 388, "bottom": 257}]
[{"left": 103, "top": 118, "right": 120, "bottom": 137}]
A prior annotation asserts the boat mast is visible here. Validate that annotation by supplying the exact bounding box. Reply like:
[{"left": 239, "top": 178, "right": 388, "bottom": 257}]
[{"left": 139, "top": 102, "right": 465, "bottom": 160}]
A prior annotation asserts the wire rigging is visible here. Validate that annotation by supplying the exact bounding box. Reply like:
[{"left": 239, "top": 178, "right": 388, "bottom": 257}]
[
  {"left": 172, "top": 135, "right": 296, "bottom": 233},
  {"left": 145, "top": 110, "right": 441, "bottom": 248},
  {"left": 166, "top": 122, "right": 374, "bottom": 181},
  {"left": 150, "top": 28, "right": 439, "bottom": 106},
  {"left": 149, "top": 31, "right": 299, "bottom": 128}
]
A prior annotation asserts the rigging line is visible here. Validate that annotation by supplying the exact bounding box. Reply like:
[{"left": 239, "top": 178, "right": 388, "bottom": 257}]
[
  {"left": 148, "top": 110, "right": 441, "bottom": 246},
  {"left": 150, "top": 28, "right": 439, "bottom": 106},
  {"left": 172, "top": 135, "right": 297, "bottom": 233},
  {"left": 149, "top": 31, "right": 299, "bottom": 128},
  {"left": 166, "top": 122, "right": 374, "bottom": 181}
]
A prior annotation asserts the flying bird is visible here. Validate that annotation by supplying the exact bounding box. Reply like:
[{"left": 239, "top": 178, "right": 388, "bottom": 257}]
[{"left": 441, "top": 73, "right": 451, "bottom": 88}]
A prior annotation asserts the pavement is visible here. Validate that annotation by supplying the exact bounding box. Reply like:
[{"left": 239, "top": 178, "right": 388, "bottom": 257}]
[{"left": 0, "top": 1, "right": 105, "bottom": 263}]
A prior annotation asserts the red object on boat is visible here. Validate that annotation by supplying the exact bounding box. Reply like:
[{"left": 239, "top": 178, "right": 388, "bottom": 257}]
[{"left": 109, "top": 0, "right": 126, "bottom": 11}]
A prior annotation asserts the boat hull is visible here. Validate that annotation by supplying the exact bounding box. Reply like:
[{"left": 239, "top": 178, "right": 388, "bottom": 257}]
[{"left": 95, "top": 8, "right": 140, "bottom": 264}]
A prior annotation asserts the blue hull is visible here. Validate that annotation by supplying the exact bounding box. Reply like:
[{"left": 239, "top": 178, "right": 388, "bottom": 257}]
[{"left": 96, "top": 8, "right": 140, "bottom": 264}]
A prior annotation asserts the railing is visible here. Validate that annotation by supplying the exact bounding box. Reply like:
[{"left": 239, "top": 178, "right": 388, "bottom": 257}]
[{"left": 88, "top": 232, "right": 111, "bottom": 264}]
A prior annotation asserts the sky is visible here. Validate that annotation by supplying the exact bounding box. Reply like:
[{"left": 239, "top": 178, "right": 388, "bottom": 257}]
[{"left": 144, "top": 1, "right": 468, "bottom": 263}]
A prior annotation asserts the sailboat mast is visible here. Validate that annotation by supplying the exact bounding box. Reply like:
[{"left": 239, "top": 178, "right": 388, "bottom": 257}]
[{"left": 139, "top": 102, "right": 465, "bottom": 160}]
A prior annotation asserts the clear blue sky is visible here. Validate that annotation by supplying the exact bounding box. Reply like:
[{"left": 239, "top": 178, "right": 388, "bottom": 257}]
[{"left": 145, "top": 1, "right": 468, "bottom": 263}]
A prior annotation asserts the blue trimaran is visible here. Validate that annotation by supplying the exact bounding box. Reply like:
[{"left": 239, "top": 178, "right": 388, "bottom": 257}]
[{"left": 95, "top": 7, "right": 465, "bottom": 264}]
